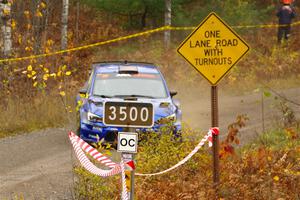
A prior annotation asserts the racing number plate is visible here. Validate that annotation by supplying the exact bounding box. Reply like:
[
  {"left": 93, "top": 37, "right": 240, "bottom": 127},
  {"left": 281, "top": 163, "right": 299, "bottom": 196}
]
[{"left": 103, "top": 101, "right": 154, "bottom": 128}]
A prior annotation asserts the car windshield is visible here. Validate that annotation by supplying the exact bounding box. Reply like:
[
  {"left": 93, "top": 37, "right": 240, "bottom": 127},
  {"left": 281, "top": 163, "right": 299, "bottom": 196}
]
[{"left": 92, "top": 73, "right": 168, "bottom": 98}]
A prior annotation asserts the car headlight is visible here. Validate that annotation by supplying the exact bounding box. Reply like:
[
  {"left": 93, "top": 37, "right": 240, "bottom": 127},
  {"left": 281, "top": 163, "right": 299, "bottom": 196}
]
[
  {"left": 156, "top": 113, "right": 176, "bottom": 125},
  {"left": 87, "top": 112, "right": 103, "bottom": 123}
]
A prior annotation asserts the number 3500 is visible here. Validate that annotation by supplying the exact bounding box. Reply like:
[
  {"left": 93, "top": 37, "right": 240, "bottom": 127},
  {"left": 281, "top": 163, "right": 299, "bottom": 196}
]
[{"left": 104, "top": 102, "right": 153, "bottom": 127}]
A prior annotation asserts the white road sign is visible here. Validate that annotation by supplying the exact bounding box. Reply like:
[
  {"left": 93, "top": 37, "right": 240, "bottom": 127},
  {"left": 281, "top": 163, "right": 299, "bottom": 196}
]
[{"left": 117, "top": 132, "right": 138, "bottom": 153}]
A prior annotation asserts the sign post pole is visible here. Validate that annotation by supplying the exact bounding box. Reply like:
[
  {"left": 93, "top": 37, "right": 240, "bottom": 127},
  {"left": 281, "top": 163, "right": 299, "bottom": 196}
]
[
  {"left": 119, "top": 127, "right": 137, "bottom": 200},
  {"left": 130, "top": 154, "right": 135, "bottom": 200},
  {"left": 125, "top": 127, "right": 135, "bottom": 200},
  {"left": 121, "top": 152, "right": 135, "bottom": 200},
  {"left": 211, "top": 85, "right": 219, "bottom": 187}
]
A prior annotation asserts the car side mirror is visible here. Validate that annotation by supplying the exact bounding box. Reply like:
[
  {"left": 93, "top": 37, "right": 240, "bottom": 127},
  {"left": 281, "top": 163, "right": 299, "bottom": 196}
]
[
  {"left": 170, "top": 91, "right": 177, "bottom": 98},
  {"left": 79, "top": 88, "right": 87, "bottom": 95}
]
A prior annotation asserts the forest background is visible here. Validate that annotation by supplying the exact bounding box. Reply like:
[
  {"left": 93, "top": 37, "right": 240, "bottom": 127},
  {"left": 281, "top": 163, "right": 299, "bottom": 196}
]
[{"left": 1, "top": 0, "right": 300, "bottom": 134}]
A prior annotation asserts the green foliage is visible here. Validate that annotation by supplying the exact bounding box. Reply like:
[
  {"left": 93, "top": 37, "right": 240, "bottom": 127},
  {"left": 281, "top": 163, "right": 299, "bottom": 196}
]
[
  {"left": 136, "top": 125, "right": 208, "bottom": 175},
  {"left": 83, "top": 0, "right": 275, "bottom": 29},
  {"left": 74, "top": 167, "right": 119, "bottom": 199},
  {"left": 172, "top": 0, "right": 274, "bottom": 27},
  {"left": 73, "top": 143, "right": 119, "bottom": 199},
  {"left": 74, "top": 126, "right": 212, "bottom": 199},
  {"left": 246, "top": 128, "right": 300, "bottom": 151},
  {"left": 263, "top": 90, "right": 272, "bottom": 97},
  {"left": 83, "top": 0, "right": 166, "bottom": 29}
]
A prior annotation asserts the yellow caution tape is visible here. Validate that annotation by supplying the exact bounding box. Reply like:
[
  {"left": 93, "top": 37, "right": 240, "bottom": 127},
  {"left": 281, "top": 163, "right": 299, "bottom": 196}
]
[
  {"left": 234, "top": 20, "right": 300, "bottom": 29},
  {"left": 0, "top": 26, "right": 169, "bottom": 63},
  {"left": 0, "top": 20, "right": 299, "bottom": 63},
  {"left": 170, "top": 20, "right": 300, "bottom": 30}
]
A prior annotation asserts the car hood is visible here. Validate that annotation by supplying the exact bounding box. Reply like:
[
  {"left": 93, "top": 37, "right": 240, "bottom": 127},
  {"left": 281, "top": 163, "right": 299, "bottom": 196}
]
[{"left": 86, "top": 96, "right": 177, "bottom": 121}]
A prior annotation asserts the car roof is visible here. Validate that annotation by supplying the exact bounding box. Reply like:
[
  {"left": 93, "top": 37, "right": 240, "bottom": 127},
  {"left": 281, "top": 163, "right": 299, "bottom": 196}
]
[{"left": 92, "top": 61, "right": 160, "bottom": 74}]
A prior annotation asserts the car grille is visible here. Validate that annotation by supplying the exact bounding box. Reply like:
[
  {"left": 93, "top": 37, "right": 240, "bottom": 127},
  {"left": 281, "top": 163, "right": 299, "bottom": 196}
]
[{"left": 104, "top": 131, "right": 118, "bottom": 142}]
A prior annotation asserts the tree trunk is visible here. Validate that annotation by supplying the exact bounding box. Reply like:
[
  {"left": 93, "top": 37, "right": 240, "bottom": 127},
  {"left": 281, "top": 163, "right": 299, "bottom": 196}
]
[
  {"left": 42, "top": 0, "right": 50, "bottom": 47},
  {"left": 33, "top": 0, "right": 42, "bottom": 54},
  {"left": 164, "top": 0, "right": 171, "bottom": 50},
  {"left": 0, "top": 0, "right": 12, "bottom": 107},
  {"left": 0, "top": 1, "right": 12, "bottom": 57},
  {"left": 75, "top": 0, "right": 79, "bottom": 43},
  {"left": 141, "top": 6, "right": 147, "bottom": 28},
  {"left": 61, "top": 0, "right": 69, "bottom": 50}
]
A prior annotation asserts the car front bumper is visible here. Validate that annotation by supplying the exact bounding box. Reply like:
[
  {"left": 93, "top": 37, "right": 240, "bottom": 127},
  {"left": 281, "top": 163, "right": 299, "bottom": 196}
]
[{"left": 79, "top": 121, "right": 182, "bottom": 143}]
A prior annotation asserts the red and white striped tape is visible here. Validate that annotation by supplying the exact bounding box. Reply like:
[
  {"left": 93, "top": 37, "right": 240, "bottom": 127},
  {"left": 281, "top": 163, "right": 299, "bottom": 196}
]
[
  {"left": 208, "top": 127, "right": 219, "bottom": 147},
  {"left": 69, "top": 132, "right": 117, "bottom": 168},
  {"left": 120, "top": 158, "right": 129, "bottom": 200},
  {"left": 69, "top": 132, "right": 129, "bottom": 200},
  {"left": 69, "top": 132, "right": 121, "bottom": 177},
  {"left": 135, "top": 127, "right": 219, "bottom": 176}
]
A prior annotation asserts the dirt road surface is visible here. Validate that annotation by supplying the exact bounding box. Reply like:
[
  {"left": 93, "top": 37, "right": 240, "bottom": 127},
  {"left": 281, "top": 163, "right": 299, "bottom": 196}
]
[
  {"left": 0, "top": 128, "right": 73, "bottom": 200},
  {"left": 182, "top": 86, "right": 300, "bottom": 143},
  {"left": 1, "top": 87, "right": 299, "bottom": 199}
]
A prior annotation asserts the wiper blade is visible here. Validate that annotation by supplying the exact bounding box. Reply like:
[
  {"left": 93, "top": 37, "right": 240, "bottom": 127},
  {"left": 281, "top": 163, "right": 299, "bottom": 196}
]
[
  {"left": 93, "top": 94, "right": 113, "bottom": 98},
  {"left": 94, "top": 94, "right": 157, "bottom": 99},
  {"left": 114, "top": 94, "right": 156, "bottom": 99}
]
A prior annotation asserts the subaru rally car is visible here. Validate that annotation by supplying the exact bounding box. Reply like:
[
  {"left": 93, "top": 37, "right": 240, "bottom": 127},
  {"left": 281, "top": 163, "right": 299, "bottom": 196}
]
[{"left": 76, "top": 61, "right": 182, "bottom": 143}]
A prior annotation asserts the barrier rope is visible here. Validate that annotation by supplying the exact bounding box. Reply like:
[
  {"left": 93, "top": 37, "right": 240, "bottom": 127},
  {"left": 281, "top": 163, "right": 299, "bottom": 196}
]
[
  {"left": 70, "top": 131, "right": 131, "bottom": 200},
  {"left": 69, "top": 127, "right": 219, "bottom": 177},
  {"left": 121, "top": 158, "right": 129, "bottom": 200},
  {"left": 136, "top": 127, "right": 219, "bottom": 176},
  {"left": 69, "top": 128, "right": 218, "bottom": 199},
  {"left": 69, "top": 132, "right": 121, "bottom": 177},
  {"left": 1, "top": 20, "right": 300, "bottom": 63}
]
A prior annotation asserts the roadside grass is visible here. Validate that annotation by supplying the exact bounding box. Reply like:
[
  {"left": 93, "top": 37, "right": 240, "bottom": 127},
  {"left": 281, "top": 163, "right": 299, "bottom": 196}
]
[
  {"left": 137, "top": 126, "right": 300, "bottom": 199},
  {"left": 74, "top": 167, "right": 120, "bottom": 200},
  {"left": 222, "top": 125, "right": 300, "bottom": 199},
  {"left": 221, "top": 74, "right": 300, "bottom": 96},
  {"left": 243, "top": 127, "right": 300, "bottom": 151},
  {"left": 0, "top": 92, "right": 74, "bottom": 138}
]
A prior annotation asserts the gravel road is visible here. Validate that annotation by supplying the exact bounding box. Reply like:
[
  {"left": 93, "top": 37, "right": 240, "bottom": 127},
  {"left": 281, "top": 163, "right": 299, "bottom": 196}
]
[
  {"left": 0, "top": 87, "right": 299, "bottom": 199},
  {"left": 0, "top": 128, "right": 74, "bottom": 200}
]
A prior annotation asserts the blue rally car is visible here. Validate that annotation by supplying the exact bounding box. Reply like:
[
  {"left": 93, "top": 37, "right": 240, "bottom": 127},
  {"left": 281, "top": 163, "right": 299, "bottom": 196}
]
[{"left": 76, "top": 61, "right": 182, "bottom": 143}]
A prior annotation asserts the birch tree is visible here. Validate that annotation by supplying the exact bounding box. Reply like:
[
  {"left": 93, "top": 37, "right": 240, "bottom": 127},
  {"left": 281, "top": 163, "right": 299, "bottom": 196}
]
[
  {"left": 61, "top": 0, "right": 69, "bottom": 50},
  {"left": 0, "top": 0, "right": 12, "bottom": 57},
  {"left": 164, "top": 0, "right": 171, "bottom": 49}
]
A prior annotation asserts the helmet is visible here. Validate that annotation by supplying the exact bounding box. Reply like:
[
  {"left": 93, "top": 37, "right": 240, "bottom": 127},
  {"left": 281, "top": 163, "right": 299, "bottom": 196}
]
[{"left": 282, "top": 0, "right": 292, "bottom": 4}]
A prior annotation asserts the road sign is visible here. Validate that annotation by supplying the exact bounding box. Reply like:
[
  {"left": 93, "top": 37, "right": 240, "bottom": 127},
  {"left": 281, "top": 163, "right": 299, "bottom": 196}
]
[
  {"left": 103, "top": 101, "right": 154, "bottom": 128},
  {"left": 117, "top": 132, "right": 138, "bottom": 153},
  {"left": 177, "top": 12, "right": 250, "bottom": 85}
]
